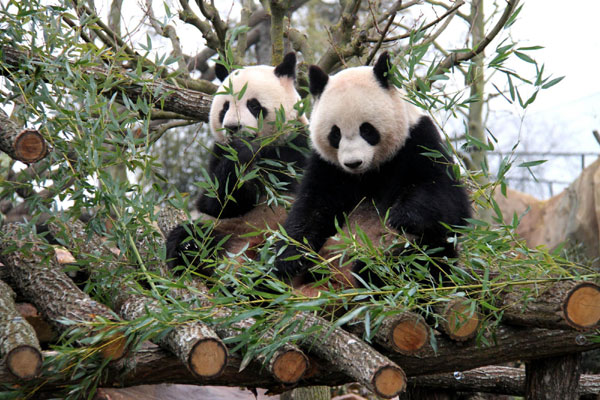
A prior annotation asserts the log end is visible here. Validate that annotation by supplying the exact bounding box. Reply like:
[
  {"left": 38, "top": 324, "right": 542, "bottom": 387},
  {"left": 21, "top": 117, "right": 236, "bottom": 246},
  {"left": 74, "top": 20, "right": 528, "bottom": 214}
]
[
  {"left": 6, "top": 345, "right": 43, "bottom": 380},
  {"left": 391, "top": 315, "right": 429, "bottom": 354},
  {"left": 564, "top": 282, "right": 600, "bottom": 330},
  {"left": 189, "top": 338, "right": 228, "bottom": 378},
  {"left": 99, "top": 333, "right": 128, "bottom": 361},
  {"left": 441, "top": 299, "right": 480, "bottom": 341},
  {"left": 14, "top": 129, "right": 47, "bottom": 164},
  {"left": 372, "top": 365, "right": 406, "bottom": 399},
  {"left": 271, "top": 348, "right": 309, "bottom": 384}
]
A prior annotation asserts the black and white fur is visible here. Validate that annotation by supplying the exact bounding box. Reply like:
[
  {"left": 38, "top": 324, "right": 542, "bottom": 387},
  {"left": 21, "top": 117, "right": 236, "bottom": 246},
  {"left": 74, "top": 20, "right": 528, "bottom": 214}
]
[
  {"left": 166, "top": 53, "right": 309, "bottom": 273},
  {"left": 275, "top": 52, "right": 471, "bottom": 286}
]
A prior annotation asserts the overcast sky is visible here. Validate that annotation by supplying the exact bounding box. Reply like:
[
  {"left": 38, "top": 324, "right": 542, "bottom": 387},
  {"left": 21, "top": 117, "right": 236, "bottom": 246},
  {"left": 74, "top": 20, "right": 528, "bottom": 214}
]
[{"left": 481, "top": 0, "right": 600, "bottom": 197}]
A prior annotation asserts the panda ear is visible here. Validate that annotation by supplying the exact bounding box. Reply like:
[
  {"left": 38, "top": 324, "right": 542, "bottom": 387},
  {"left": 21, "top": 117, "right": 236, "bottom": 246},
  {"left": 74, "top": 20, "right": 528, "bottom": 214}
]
[
  {"left": 309, "top": 65, "right": 329, "bottom": 98},
  {"left": 373, "top": 51, "right": 391, "bottom": 89},
  {"left": 274, "top": 52, "right": 297, "bottom": 79},
  {"left": 215, "top": 62, "right": 230, "bottom": 82}
]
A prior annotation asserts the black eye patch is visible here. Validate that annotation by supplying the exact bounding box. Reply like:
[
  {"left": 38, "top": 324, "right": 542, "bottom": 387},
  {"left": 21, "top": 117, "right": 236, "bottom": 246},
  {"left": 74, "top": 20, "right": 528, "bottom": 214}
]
[
  {"left": 247, "top": 98, "right": 268, "bottom": 119},
  {"left": 219, "top": 101, "right": 229, "bottom": 123},
  {"left": 328, "top": 125, "right": 341, "bottom": 149},
  {"left": 359, "top": 122, "right": 380, "bottom": 146}
]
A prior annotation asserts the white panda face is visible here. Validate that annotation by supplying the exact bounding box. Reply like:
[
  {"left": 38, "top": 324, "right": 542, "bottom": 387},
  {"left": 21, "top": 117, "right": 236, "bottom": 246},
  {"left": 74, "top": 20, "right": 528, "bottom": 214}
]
[
  {"left": 308, "top": 54, "right": 422, "bottom": 174},
  {"left": 209, "top": 56, "right": 305, "bottom": 143}
]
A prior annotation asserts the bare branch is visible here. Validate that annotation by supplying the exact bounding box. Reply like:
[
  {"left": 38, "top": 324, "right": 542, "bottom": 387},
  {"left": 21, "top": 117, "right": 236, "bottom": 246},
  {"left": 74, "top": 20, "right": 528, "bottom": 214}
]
[
  {"left": 365, "top": 11, "right": 396, "bottom": 65},
  {"left": 431, "top": 0, "right": 520, "bottom": 81},
  {"left": 178, "top": 0, "right": 221, "bottom": 51},
  {"left": 145, "top": 0, "right": 188, "bottom": 75},
  {"left": 369, "top": 0, "right": 465, "bottom": 42},
  {"left": 424, "top": 0, "right": 470, "bottom": 22},
  {"left": 317, "top": 0, "right": 364, "bottom": 72}
]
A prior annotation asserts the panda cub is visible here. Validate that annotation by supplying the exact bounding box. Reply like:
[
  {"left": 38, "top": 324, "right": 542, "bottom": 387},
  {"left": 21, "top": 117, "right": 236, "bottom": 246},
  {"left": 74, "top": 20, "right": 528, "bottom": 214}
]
[
  {"left": 167, "top": 53, "right": 309, "bottom": 274},
  {"left": 275, "top": 52, "right": 471, "bottom": 287}
]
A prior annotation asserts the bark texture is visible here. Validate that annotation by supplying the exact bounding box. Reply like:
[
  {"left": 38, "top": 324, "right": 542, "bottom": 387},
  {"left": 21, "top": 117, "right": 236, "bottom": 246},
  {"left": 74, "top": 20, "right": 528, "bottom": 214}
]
[
  {"left": 0, "top": 223, "right": 126, "bottom": 360},
  {"left": 525, "top": 353, "right": 582, "bottom": 400},
  {"left": 117, "top": 293, "right": 228, "bottom": 378},
  {"left": 293, "top": 312, "right": 406, "bottom": 399},
  {"left": 411, "top": 365, "right": 600, "bottom": 396},
  {"left": 0, "top": 45, "right": 212, "bottom": 122},
  {"left": 501, "top": 281, "right": 600, "bottom": 331},
  {"left": 391, "top": 325, "right": 598, "bottom": 377},
  {"left": 0, "top": 280, "right": 43, "bottom": 379}
]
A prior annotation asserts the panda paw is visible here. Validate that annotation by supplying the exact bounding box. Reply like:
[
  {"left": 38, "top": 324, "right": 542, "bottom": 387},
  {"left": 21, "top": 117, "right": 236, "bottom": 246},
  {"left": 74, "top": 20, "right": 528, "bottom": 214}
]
[
  {"left": 166, "top": 223, "right": 200, "bottom": 270},
  {"left": 274, "top": 243, "right": 310, "bottom": 281}
]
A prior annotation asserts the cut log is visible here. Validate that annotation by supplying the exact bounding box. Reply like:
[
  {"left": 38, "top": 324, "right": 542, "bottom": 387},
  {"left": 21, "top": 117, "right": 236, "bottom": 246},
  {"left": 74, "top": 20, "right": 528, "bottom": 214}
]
[
  {"left": 391, "top": 325, "right": 600, "bottom": 377},
  {"left": 294, "top": 312, "right": 406, "bottom": 399},
  {"left": 349, "top": 311, "right": 430, "bottom": 355},
  {"left": 0, "top": 223, "right": 127, "bottom": 360},
  {"left": 0, "top": 280, "right": 43, "bottom": 379},
  {"left": 0, "top": 108, "right": 48, "bottom": 163},
  {"left": 117, "top": 293, "right": 228, "bottom": 379},
  {"left": 168, "top": 282, "right": 309, "bottom": 385},
  {"left": 15, "top": 303, "right": 57, "bottom": 343},
  {"left": 410, "top": 365, "right": 600, "bottom": 396},
  {"left": 435, "top": 298, "right": 480, "bottom": 341},
  {"left": 525, "top": 353, "right": 582, "bottom": 400},
  {"left": 501, "top": 280, "right": 600, "bottom": 331}
]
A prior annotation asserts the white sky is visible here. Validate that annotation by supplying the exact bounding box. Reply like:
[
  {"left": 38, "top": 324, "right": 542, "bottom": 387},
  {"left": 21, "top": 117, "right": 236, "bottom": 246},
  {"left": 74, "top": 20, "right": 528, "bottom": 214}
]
[{"left": 483, "top": 0, "right": 600, "bottom": 197}]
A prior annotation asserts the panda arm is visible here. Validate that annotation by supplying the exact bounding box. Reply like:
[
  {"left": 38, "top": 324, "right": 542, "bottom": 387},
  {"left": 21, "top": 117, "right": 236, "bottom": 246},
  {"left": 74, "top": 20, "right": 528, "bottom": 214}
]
[
  {"left": 196, "top": 139, "right": 262, "bottom": 218},
  {"left": 257, "top": 130, "right": 310, "bottom": 190},
  {"left": 387, "top": 118, "right": 471, "bottom": 239},
  {"left": 387, "top": 180, "right": 468, "bottom": 239},
  {"left": 274, "top": 154, "right": 357, "bottom": 278}
]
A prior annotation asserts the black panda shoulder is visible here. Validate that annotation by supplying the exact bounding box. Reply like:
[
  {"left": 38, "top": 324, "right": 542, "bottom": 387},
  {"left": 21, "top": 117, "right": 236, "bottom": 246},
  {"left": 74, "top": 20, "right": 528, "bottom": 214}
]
[{"left": 404, "top": 115, "right": 452, "bottom": 161}]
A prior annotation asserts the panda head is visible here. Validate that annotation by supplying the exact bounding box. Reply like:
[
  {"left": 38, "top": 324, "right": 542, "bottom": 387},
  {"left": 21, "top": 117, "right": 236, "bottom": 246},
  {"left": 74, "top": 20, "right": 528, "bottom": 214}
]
[
  {"left": 308, "top": 52, "right": 422, "bottom": 174},
  {"left": 209, "top": 52, "right": 306, "bottom": 143}
]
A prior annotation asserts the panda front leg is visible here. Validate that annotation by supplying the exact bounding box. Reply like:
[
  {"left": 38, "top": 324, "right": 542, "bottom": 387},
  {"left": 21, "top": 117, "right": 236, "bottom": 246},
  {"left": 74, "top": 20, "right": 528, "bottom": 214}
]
[
  {"left": 165, "top": 221, "right": 230, "bottom": 279},
  {"left": 274, "top": 157, "right": 357, "bottom": 281},
  {"left": 196, "top": 139, "right": 262, "bottom": 219}
]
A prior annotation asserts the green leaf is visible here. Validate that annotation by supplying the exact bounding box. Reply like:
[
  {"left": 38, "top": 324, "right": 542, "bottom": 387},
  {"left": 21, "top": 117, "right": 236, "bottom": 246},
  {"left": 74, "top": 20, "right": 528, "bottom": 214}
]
[
  {"left": 518, "top": 159, "right": 547, "bottom": 168},
  {"left": 542, "top": 76, "right": 565, "bottom": 89},
  {"left": 514, "top": 51, "right": 535, "bottom": 64}
]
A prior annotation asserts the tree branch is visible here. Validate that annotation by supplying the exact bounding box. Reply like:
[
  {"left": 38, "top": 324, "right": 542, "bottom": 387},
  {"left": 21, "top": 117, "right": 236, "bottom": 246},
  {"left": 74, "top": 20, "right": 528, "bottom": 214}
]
[{"left": 431, "top": 0, "right": 520, "bottom": 81}]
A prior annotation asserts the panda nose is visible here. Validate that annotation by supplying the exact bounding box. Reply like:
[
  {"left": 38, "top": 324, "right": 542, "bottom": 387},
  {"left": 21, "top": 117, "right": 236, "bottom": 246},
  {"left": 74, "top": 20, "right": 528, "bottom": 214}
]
[
  {"left": 344, "top": 160, "right": 362, "bottom": 169},
  {"left": 225, "top": 124, "right": 242, "bottom": 133}
]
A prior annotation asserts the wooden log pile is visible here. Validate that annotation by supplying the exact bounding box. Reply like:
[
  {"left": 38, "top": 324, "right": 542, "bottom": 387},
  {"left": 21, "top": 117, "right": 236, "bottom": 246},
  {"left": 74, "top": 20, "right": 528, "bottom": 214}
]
[{"left": 1, "top": 215, "right": 600, "bottom": 399}]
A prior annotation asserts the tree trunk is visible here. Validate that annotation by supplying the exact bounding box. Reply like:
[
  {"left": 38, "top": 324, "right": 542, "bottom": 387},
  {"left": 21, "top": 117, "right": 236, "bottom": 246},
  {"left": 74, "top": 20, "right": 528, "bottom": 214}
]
[{"left": 525, "top": 353, "right": 582, "bottom": 400}]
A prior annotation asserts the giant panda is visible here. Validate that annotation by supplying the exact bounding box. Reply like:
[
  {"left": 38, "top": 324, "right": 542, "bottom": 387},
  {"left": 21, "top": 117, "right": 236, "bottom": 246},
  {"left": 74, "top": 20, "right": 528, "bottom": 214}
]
[
  {"left": 166, "top": 52, "right": 309, "bottom": 276},
  {"left": 274, "top": 52, "right": 471, "bottom": 289}
]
